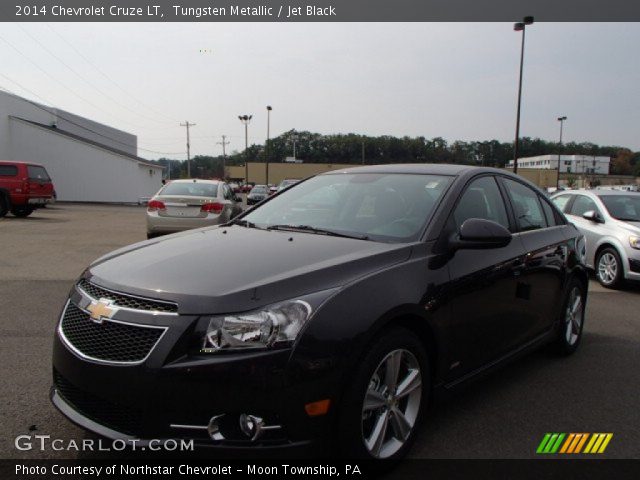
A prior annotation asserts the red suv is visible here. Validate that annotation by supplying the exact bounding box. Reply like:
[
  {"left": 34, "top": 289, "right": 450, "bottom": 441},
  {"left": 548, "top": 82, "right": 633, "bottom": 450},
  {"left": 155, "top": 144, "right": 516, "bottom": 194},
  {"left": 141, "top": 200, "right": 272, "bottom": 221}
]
[{"left": 0, "top": 161, "right": 55, "bottom": 218}]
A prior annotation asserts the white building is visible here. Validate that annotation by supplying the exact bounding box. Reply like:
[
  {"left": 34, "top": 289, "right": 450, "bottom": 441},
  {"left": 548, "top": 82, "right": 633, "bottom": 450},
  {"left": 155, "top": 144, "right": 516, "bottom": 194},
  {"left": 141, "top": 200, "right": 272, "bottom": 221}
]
[
  {"left": 0, "top": 91, "right": 164, "bottom": 203},
  {"left": 506, "top": 154, "right": 610, "bottom": 175}
]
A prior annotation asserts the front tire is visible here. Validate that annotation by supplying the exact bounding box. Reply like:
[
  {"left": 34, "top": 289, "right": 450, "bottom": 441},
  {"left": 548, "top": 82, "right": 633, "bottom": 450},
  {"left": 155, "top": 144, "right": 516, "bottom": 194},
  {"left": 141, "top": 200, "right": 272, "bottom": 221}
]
[
  {"left": 10, "top": 206, "right": 34, "bottom": 217},
  {"left": 596, "top": 247, "right": 623, "bottom": 288},
  {"left": 554, "top": 277, "right": 586, "bottom": 355},
  {"left": 337, "top": 327, "right": 429, "bottom": 460},
  {"left": 0, "top": 195, "right": 8, "bottom": 218}
]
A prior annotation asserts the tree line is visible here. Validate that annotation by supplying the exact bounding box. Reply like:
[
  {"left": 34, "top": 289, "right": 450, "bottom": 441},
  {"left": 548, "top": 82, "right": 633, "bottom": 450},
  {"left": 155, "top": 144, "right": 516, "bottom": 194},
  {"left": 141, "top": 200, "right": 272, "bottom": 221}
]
[{"left": 152, "top": 129, "right": 640, "bottom": 179}]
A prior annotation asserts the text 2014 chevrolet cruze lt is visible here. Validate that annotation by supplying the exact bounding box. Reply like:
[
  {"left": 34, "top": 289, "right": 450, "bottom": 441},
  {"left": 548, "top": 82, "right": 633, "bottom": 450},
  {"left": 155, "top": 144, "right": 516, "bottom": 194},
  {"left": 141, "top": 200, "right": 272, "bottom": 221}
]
[{"left": 51, "top": 165, "right": 588, "bottom": 460}]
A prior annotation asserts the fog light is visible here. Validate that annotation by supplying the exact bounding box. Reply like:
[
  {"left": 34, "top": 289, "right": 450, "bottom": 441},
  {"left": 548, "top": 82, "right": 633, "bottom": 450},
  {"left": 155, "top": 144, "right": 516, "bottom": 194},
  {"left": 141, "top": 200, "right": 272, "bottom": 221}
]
[
  {"left": 207, "top": 415, "right": 225, "bottom": 441},
  {"left": 305, "top": 399, "right": 331, "bottom": 416},
  {"left": 239, "top": 414, "right": 265, "bottom": 441}
]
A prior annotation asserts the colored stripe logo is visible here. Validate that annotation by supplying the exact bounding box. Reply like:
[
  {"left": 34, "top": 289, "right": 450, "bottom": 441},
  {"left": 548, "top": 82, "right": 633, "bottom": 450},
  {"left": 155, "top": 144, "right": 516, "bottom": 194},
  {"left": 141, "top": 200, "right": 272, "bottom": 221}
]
[{"left": 537, "top": 433, "right": 613, "bottom": 454}]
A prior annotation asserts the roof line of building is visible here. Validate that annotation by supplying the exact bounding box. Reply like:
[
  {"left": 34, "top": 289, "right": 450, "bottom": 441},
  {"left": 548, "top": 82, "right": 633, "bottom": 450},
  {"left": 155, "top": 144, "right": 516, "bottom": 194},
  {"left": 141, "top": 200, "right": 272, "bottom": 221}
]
[{"left": 8, "top": 116, "right": 163, "bottom": 169}]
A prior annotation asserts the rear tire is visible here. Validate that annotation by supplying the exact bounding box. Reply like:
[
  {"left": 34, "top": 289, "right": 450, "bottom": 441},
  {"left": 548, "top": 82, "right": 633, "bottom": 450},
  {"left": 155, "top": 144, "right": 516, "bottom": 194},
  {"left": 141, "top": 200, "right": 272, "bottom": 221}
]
[
  {"left": 337, "top": 327, "right": 429, "bottom": 460},
  {"left": 554, "top": 277, "right": 586, "bottom": 355},
  {"left": 10, "top": 206, "right": 34, "bottom": 218},
  {"left": 0, "top": 195, "right": 8, "bottom": 218},
  {"left": 595, "top": 247, "right": 623, "bottom": 289}
]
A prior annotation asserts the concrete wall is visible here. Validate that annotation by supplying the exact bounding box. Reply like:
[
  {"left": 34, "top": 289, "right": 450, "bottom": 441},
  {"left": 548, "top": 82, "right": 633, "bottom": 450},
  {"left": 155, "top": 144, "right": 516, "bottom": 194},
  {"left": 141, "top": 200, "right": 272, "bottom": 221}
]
[
  {"left": 8, "top": 118, "right": 162, "bottom": 203},
  {"left": 227, "top": 162, "right": 362, "bottom": 184},
  {"left": 500, "top": 168, "right": 559, "bottom": 188}
]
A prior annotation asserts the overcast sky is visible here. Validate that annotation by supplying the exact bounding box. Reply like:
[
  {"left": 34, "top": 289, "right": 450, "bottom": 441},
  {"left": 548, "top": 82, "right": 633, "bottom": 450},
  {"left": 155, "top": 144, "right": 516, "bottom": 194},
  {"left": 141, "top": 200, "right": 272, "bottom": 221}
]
[{"left": 1, "top": 22, "right": 638, "bottom": 159}]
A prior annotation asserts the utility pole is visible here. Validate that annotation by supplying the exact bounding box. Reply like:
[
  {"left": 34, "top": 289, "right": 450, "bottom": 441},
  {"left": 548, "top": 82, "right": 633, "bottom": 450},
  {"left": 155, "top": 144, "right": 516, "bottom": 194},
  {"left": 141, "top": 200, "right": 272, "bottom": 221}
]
[
  {"left": 217, "top": 135, "right": 230, "bottom": 180},
  {"left": 180, "top": 121, "right": 196, "bottom": 177},
  {"left": 512, "top": 16, "right": 534, "bottom": 174},
  {"left": 556, "top": 116, "right": 567, "bottom": 189},
  {"left": 291, "top": 132, "right": 298, "bottom": 159},
  {"left": 362, "top": 141, "right": 365, "bottom": 165},
  {"left": 266, "top": 105, "right": 272, "bottom": 184},
  {"left": 238, "top": 115, "right": 252, "bottom": 183}
]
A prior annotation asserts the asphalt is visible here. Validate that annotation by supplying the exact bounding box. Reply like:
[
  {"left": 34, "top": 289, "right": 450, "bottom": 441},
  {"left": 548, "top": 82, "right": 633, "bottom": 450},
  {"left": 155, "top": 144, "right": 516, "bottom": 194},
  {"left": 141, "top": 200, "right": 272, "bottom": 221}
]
[{"left": 0, "top": 203, "right": 638, "bottom": 460}]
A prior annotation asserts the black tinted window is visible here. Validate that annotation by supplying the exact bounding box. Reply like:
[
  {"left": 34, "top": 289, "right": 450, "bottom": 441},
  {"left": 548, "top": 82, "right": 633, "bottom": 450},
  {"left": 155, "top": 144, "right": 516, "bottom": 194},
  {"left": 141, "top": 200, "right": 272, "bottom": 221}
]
[
  {"left": 502, "top": 178, "right": 547, "bottom": 231},
  {"left": 0, "top": 165, "right": 18, "bottom": 176},
  {"left": 453, "top": 176, "right": 509, "bottom": 230},
  {"left": 27, "top": 165, "right": 50, "bottom": 181},
  {"left": 599, "top": 195, "right": 640, "bottom": 221},
  {"left": 161, "top": 182, "right": 218, "bottom": 197},
  {"left": 540, "top": 197, "right": 559, "bottom": 226},
  {"left": 551, "top": 194, "right": 572, "bottom": 212},
  {"left": 569, "top": 195, "right": 599, "bottom": 217}
]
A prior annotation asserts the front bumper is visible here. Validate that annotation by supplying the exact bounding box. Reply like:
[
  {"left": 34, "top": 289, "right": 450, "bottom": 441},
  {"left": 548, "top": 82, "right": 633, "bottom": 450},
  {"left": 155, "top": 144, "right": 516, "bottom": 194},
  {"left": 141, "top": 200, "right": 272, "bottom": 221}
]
[{"left": 50, "top": 284, "right": 335, "bottom": 451}]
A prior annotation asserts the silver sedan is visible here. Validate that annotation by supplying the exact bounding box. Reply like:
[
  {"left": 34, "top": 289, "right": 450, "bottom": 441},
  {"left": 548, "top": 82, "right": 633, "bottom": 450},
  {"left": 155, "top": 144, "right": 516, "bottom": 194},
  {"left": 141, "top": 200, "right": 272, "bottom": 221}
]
[
  {"left": 551, "top": 190, "right": 640, "bottom": 288},
  {"left": 146, "top": 179, "right": 243, "bottom": 239}
]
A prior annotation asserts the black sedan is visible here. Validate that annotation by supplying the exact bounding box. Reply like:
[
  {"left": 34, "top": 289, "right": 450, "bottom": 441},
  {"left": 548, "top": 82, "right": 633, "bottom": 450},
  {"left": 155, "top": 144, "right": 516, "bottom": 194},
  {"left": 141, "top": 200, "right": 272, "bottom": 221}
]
[
  {"left": 51, "top": 164, "right": 588, "bottom": 460},
  {"left": 246, "top": 184, "right": 269, "bottom": 205}
]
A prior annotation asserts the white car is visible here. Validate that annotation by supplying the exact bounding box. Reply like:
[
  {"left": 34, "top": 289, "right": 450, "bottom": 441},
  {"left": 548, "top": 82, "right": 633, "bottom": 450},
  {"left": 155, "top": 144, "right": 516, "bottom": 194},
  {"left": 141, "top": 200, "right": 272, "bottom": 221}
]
[
  {"left": 551, "top": 190, "right": 640, "bottom": 288},
  {"left": 146, "top": 179, "right": 243, "bottom": 239}
]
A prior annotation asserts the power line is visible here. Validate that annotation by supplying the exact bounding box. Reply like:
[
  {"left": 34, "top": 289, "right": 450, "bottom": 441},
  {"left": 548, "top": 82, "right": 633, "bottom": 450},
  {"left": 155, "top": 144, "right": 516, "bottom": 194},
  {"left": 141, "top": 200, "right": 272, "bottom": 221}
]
[
  {"left": 15, "top": 24, "right": 174, "bottom": 127},
  {"left": 44, "top": 23, "right": 180, "bottom": 124},
  {"left": 0, "top": 32, "right": 156, "bottom": 131},
  {"left": 0, "top": 78, "right": 186, "bottom": 156}
]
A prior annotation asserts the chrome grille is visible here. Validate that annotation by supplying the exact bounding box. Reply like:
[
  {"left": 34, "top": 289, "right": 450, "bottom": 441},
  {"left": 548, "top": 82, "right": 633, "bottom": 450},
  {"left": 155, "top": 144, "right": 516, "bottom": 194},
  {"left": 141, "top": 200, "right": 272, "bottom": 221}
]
[
  {"left": 77, "top": 278, "right": 178, "bottom": 313},
  {"left": 59, "top": 302, "right": 166, "bottom": 364}
]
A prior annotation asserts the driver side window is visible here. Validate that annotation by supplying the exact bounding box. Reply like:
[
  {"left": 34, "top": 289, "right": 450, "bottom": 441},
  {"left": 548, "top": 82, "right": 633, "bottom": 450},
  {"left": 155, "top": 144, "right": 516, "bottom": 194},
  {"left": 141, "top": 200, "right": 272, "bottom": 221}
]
[{"left": 453, "top": 176, "right": 509, "bottom": 231}]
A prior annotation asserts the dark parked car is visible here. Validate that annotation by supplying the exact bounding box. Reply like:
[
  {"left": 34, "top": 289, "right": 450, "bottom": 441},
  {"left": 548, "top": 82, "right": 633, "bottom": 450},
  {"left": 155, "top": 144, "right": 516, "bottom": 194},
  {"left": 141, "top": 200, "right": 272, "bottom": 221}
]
[
  {"left": 51, "top": 165, "right": 587, "bottom": 460},
  {"left": 246, "top": 184, "right": 269, "bottom": 205}
]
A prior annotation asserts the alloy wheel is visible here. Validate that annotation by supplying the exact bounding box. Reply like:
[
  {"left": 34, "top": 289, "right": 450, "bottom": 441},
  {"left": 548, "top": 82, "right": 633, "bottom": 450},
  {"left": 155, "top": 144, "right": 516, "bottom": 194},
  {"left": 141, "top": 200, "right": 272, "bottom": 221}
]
[
  {"left": 597, "top": 252, "right": 618, "bottom": 285},
  {"left": 361, "top": 349, "right": 422, "bottom": 459},
  {"left": 565, "top": 286, "right": 584, "bottom": 345}
]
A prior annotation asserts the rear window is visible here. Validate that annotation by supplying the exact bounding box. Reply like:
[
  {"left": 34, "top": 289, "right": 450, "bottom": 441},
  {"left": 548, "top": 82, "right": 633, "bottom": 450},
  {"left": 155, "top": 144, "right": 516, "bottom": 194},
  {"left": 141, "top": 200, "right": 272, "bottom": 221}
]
[
  {"left": 160, "top": 182, "right": 218, "bottom": 197},
  {"left": 27, "top": 165, "right": 50, "bottom": 181},
  {"left": 0, "top": 165, "right": 18, "bottom": 176}
]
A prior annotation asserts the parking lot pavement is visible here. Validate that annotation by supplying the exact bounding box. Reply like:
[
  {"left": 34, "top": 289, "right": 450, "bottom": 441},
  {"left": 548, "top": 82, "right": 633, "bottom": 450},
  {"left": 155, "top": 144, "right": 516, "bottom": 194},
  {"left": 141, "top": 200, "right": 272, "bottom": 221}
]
[{"left": 1, "top": 203, "right": 639, "bottom": 459}]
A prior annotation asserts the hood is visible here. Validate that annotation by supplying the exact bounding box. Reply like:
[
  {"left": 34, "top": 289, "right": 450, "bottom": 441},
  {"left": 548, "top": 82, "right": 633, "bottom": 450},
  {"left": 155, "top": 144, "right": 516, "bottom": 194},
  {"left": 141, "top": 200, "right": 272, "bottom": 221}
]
[
  {"left": 88, "top": 226, "right": 412, "bottom": 314},
  {"left": 613, "top": 219, "right": 640, "bottom": 234}
]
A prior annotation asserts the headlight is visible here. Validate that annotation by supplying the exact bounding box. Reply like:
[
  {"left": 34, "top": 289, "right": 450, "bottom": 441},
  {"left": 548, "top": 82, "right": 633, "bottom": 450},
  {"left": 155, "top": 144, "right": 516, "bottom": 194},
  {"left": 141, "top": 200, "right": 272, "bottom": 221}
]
[
  {"left": 201, "top": 290, "right": 337, "bottom": 352},
  {"left": 630, "top": 235, "right": 640, "bottom": 250}
]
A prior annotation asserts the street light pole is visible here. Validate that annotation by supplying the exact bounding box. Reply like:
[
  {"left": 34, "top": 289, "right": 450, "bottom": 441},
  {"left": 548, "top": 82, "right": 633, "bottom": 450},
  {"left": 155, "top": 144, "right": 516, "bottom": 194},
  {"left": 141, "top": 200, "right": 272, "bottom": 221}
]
[
  {"left": 265, "top": 106, "right": 272, "bottom": 184},
  {"left": 238, "top": 115, "right": 252, "bottom": 183},
  {"left": 512, "top": 16, "right": 534, "bottom": 175},
  {"left": 556, "top": 116, "right": 567, "bottom": 189}
]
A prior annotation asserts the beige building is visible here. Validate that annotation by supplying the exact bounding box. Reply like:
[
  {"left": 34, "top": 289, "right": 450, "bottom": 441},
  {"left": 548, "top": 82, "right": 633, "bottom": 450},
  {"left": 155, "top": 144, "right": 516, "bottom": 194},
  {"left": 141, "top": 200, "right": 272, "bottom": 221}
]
[{"left": 227, "top": 162, "right": 356, "bottom": 184}]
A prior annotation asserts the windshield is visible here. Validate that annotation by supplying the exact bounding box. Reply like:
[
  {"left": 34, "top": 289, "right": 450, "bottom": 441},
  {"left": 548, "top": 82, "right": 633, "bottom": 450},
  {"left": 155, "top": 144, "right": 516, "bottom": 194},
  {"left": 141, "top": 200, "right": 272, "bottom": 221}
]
[
  {"left": 160, "top": 182, "right": 218, "bottom": 198},
  {"left": 599, "top": 195, "right": 640, "bottom": 222},
  {"left": 241, "top": 173, "right": 453, "bottom": 242}
]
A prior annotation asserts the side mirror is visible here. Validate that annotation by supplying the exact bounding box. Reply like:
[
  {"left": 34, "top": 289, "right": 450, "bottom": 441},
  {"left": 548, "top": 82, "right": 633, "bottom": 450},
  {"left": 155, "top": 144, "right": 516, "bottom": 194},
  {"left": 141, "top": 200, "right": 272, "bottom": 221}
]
[
  {"left": 582, "top": 210, "right": 603, "bottom": 223},
  {"left": 450, "top": 218, "right": 512, "bottom": 250}
]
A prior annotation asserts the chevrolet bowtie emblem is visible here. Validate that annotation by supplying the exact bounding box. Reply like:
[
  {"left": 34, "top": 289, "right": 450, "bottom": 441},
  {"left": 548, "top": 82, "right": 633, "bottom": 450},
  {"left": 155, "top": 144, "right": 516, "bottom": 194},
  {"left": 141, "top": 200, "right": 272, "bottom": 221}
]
[{"left": 87, "top": 298, "right": 117, "bottom": 324}]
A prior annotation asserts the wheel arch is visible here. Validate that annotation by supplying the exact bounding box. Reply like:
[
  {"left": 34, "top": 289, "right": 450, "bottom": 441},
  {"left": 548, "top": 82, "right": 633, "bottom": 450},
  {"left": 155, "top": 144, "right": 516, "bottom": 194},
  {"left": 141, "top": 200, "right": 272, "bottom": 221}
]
[{"left": 594, "top": 241, "right": 627, "bottom": 274}]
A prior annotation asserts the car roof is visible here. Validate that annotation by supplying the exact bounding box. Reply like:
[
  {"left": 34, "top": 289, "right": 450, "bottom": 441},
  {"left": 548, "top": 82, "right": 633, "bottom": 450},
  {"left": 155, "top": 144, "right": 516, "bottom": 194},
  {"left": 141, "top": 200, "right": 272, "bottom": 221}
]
[
  {"left": 166, "top": 179, "right": 221, "bottom": 185},
  {"left": 321, "top": 163, "right": 503, "bottom": 176},
  {"left": 593, "top": 190, "right": 640, "bottom": 197}
]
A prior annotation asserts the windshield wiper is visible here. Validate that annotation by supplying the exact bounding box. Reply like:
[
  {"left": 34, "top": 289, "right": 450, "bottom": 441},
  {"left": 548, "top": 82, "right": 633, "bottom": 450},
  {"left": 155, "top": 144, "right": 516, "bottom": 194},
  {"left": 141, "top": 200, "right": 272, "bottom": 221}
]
[
  {"left": 228, "top": 219, "right": 260, "bottom": 229},
  {"left": 266, "top": 224, "right": 369, "bottom": 240}
]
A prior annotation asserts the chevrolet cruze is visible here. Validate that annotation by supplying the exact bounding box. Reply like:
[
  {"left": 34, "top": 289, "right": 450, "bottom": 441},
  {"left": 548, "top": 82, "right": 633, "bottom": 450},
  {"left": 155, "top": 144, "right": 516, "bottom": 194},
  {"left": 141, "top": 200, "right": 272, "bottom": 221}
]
[{"left": 51, "top": 165, "right": 588, "bottom": 460}]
